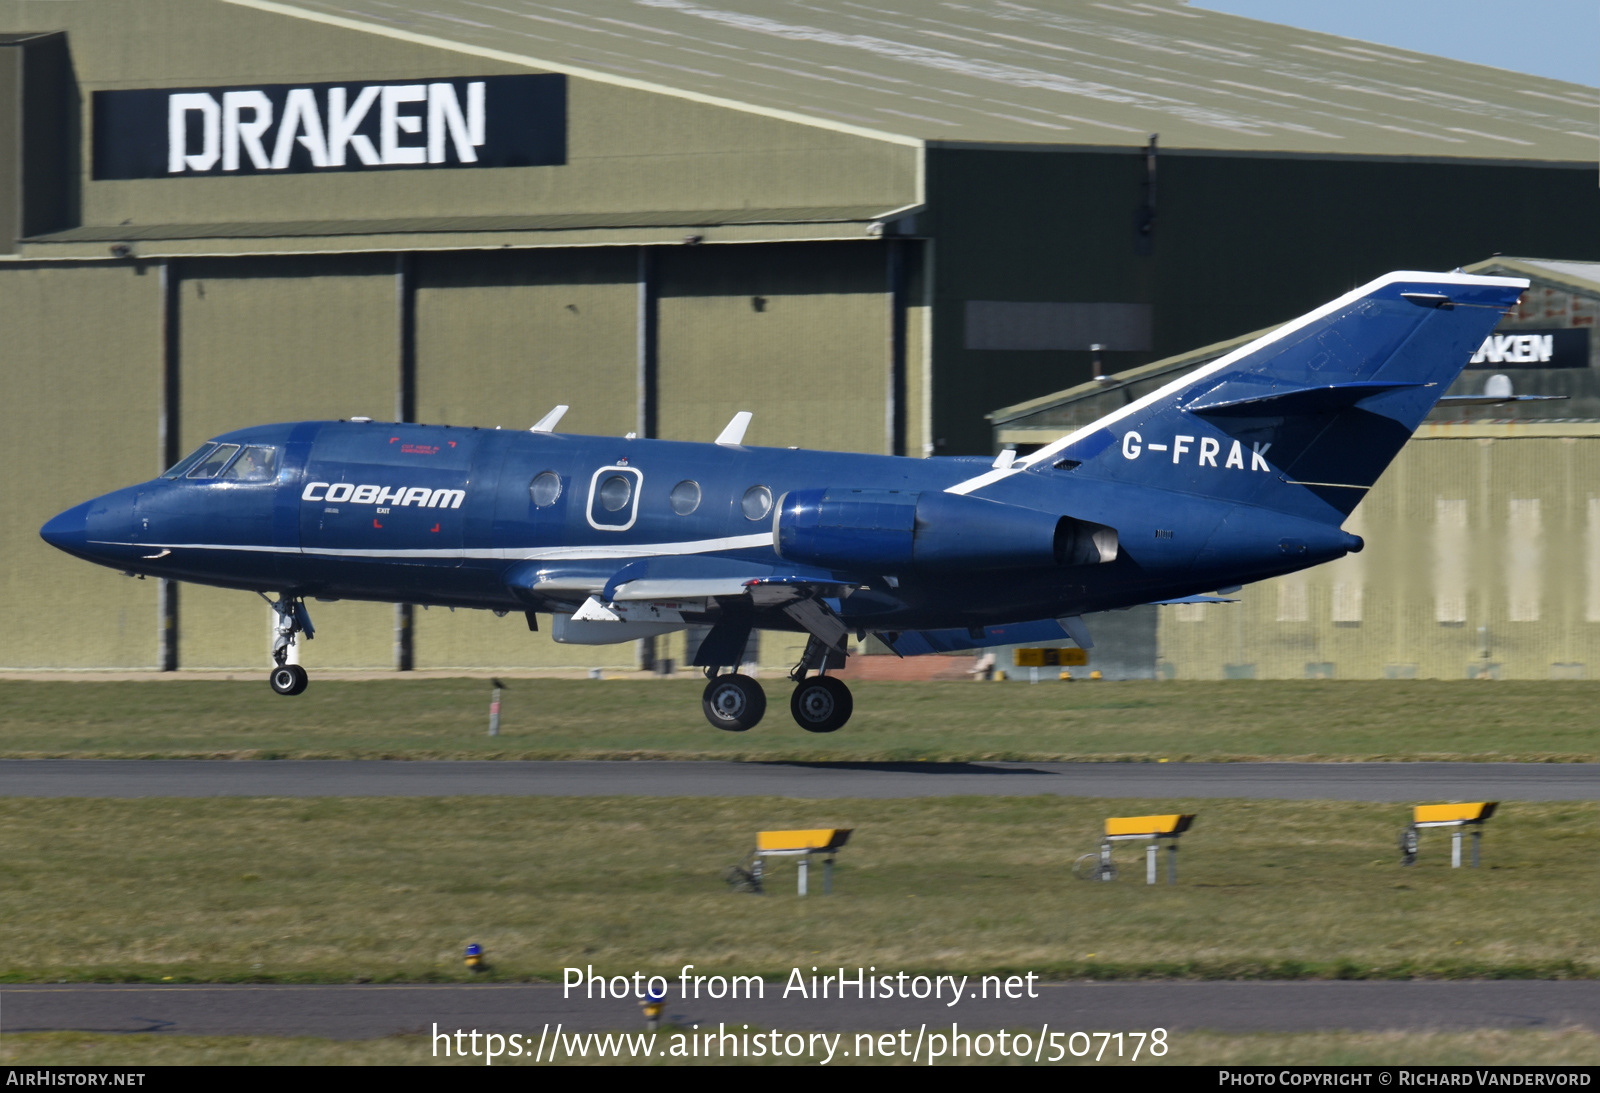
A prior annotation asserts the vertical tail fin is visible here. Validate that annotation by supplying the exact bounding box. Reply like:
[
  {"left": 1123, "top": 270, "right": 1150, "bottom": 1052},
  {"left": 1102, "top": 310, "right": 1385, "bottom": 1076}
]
[{"left": 957, "top": 270, "right": 1527, "bottom": 522}]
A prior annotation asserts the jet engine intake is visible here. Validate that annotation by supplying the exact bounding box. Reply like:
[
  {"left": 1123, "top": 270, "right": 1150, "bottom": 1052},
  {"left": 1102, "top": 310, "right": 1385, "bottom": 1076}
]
[{"left": 774, "top": 488, "right": 1117, "bottom": 572}]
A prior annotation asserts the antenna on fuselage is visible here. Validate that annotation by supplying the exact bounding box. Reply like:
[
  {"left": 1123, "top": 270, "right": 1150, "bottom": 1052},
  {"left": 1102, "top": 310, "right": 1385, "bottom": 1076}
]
[
  {"left": 531, "top": 405, "right": 569, "bottom": 433},
  {"left": 716, "top": 411, "right": 752, "bottom": 446}
]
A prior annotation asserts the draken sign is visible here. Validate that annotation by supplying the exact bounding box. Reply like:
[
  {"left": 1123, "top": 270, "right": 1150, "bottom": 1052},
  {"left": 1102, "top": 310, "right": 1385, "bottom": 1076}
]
[
  {"left": 1469, "top": 328, "right": 1589, "bottom": 369},
  {"left": 92, "top": 74, "right": 565, "bottom": 180}
]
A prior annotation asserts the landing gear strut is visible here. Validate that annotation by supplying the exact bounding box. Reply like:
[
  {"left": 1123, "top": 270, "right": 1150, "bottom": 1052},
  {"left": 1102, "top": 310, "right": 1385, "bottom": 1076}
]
[
  {"left": 701, "top": 670, "right": 766, "bottom": 731},
  {"left": 788, "top": 635, "right": 853, "bottom": 733},
  {"left": 263, "top": 593, "right": 314, "bottom": 696}
]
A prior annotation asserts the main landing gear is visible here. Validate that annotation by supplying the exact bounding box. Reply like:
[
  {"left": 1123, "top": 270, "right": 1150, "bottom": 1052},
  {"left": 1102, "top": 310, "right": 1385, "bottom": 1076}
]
[
  {"left": 696, "top": 636, "right": 855, "bottom": 734},
  {"left": 789, "top": 674, "right": 852, "bottom": 734},
  {"left": 263, "top": 593, "right": 314, "bottom": 696},
  {"left": 701, "top": 671, "right": 766, "bottom": 732}
]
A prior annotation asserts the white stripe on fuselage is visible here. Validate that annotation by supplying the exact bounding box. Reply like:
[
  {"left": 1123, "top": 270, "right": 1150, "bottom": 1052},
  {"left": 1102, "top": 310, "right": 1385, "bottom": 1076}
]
[{"left": 87, "top": 531, "right": 775, "bottom": 561}]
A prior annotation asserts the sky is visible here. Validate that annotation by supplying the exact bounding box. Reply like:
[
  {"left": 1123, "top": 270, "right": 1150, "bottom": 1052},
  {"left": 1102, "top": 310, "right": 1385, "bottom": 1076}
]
[{"left": 1189, "top": 0, "right": 1599, "bottom": 88}]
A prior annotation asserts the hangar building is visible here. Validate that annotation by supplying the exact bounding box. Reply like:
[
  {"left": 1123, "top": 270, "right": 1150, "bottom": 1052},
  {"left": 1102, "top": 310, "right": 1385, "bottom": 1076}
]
[{"left": 2, "top": 0, "right": 1595, "bottom": 672}]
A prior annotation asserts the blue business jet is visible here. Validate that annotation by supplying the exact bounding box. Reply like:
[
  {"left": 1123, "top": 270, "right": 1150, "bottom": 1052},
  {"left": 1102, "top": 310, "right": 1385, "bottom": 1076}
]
[{"left": 41, "top": 270, "right": 1526, "bottom": 732}]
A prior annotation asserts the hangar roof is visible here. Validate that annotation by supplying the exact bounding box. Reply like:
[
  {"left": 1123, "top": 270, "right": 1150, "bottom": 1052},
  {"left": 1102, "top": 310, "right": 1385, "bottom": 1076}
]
[
  {"left": 1468, "top": 257, "right": 1600, "bottom": 295},
  {"left": 232, "top": 0, "right": 1598, "bottom": 161}
]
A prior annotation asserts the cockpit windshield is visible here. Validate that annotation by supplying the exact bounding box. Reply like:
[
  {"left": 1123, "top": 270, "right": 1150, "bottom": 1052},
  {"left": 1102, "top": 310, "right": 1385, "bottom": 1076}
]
[
  {"left": 186, "top": 444, "right": 241, "bottom": 480},
  {"left": 162, "top": 443, "right": 216, "bottom": 478},
  {"left": 220, "top": 446, "right": 279, "bottom": 482}
]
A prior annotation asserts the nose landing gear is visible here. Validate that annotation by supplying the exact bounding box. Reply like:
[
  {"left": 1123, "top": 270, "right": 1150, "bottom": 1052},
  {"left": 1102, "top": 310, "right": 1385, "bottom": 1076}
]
[
  {"left": 270, "top": 662, "right": 309, "bottom": 696},
  {"left": 263, "top": 593, "right": 314, "bottom": 696}
]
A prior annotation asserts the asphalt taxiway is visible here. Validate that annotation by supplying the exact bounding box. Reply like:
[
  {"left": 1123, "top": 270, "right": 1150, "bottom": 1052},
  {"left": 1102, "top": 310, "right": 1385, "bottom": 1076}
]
[
  {"left": 4, "top": 980, "right": 1597, "bottom": 1040},
  {"left": 0, "top": 758, "right": 1594, "bottom": 800}
]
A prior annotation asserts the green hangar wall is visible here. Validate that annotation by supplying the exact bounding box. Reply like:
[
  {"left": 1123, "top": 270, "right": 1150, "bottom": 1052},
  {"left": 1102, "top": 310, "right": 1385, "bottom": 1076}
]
[{"left": 0, "top": 0, "right": 1594, "bottom": 671}]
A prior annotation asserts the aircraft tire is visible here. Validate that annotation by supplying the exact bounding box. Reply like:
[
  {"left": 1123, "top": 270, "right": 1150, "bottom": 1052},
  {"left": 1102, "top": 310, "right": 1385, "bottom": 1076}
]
[
  {"left": 790, "top": 675, "right": 852, "bottom": 733},
  {"left": 270, "top": 664, "right": 308, "bottom": 696},
  {"left": 701, "top": 674, "right": 766, "bottom": 731}
]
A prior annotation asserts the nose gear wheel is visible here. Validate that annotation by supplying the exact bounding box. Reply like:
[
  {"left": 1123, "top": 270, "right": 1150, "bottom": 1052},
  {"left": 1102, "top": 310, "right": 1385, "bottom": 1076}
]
[{"left": 270, "top": 663, "right": 309, "bottom": 696}]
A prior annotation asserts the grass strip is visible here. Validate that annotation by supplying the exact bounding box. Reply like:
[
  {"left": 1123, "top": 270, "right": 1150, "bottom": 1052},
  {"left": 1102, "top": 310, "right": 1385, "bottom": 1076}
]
[
  {"left": 1, "top": 797, "right": 1595, "bottom": 982},
  {"left": 2, "top": 679, "right": 1599, "bottom": 762}
]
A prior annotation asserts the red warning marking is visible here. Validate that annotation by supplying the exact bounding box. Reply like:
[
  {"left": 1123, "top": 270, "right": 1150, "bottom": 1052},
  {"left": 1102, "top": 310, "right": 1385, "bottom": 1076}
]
[
  {"left": 447, "top": 441, "right": 456, "bottom": 447},
  {"left": 431, "top": 523, "right": 440, "bottom": 533},
  {"left": 373, "top": 519, "right": 383, "bottom": 529},
  {"left": 389, "top": 437, "right": 398, "bottom": 443}
]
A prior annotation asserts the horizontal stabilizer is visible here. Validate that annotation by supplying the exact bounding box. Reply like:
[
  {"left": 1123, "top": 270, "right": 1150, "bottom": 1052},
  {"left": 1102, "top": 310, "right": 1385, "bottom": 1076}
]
[
  {"left": 1147, "top": 594, "right": 1238, "bottom": 605},
  {"left": 1186, "top": 380, "right": 1424, "bottom": 416},
  {"left": 1436, "top": 394, "right": 1567, "bottom": 406}
]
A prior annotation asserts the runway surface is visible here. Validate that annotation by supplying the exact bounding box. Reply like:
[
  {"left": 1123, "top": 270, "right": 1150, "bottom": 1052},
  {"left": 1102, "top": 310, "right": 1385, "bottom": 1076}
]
[
  {"left": 5, "top": 981, "right": 1597, "bottom": 1040},
  {"left": 0, "top": 759, "right": 1595, "bottom": 800}
]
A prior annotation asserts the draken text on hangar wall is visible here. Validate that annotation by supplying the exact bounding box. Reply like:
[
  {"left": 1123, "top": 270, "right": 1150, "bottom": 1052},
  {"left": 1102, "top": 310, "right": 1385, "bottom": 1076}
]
[{"left": 94, "top": 74, "right": 566, "bottom": 178}]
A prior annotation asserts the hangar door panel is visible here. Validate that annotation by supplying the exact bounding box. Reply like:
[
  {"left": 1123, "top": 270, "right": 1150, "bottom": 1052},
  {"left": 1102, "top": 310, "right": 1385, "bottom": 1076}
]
[
  {"left": 657, "top": 242, "right": 890, "bottom": 454},
  {"left": 178, "top": 256, "right": 395, "bottom": 669},
  {"left": 414, "top": 248, "right": 637, "bottom": 669},
  {"left": 0, "top": 264, "right": 159, "bottom": 667}
]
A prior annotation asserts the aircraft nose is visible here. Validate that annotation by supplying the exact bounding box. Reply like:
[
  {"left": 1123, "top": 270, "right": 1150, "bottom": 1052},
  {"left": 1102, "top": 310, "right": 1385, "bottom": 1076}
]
[{"left": 40, "top": 500, "right": 91, "bottom": 556}]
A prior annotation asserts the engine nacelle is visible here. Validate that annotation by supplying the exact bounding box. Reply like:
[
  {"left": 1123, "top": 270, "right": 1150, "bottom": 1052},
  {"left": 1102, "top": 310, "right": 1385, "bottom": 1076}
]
[{"left": 774, "top": 488, "right": 1118, "bottom": 572}]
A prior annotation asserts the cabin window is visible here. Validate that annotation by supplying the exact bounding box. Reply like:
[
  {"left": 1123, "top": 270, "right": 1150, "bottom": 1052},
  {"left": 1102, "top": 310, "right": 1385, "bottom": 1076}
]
[
  {"left": 220, "top": 446, "right": 278, "bottom": 482},
  {"left": 741, "top": 485, "right": 772, "bottom": 521},
  {"left": 163, "top": 443, "right": 216, "bottom": 478},
  {"left": 529, "top": 471, "right": 562, "bottom": 507},
  {"left": 186, "top": 444, "right": 240, "bottom": 480},
  {"left": 598, "top": 474, "right": 633, "bottom": 512},
  {"left": 670, "top": 480, "right": 701, "bottom": 515}
]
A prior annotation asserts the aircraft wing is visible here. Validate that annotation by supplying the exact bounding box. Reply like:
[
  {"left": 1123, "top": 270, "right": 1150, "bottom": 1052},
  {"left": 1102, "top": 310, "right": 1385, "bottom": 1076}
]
[
  {"left": 504, "top": 557, "right": 852, "bottom": 601},
  {"left": 878, "top": 618, "right": 1086, "bottom": 657},
  {"left": 502, "top": 554, "right": 862, "bottom": 652}
]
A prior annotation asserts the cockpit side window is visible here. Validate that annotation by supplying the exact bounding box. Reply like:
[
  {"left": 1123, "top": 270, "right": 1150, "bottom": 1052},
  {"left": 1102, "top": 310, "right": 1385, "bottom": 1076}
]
[
  {"left": 186, "top": 444, "right": 240, "bottom": 480},
  {"left": 220, "top": 446, "right": 279, "bottom": 482},
  {"left": 163, "top": 443, "right": 216, "bottom": 479}
]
